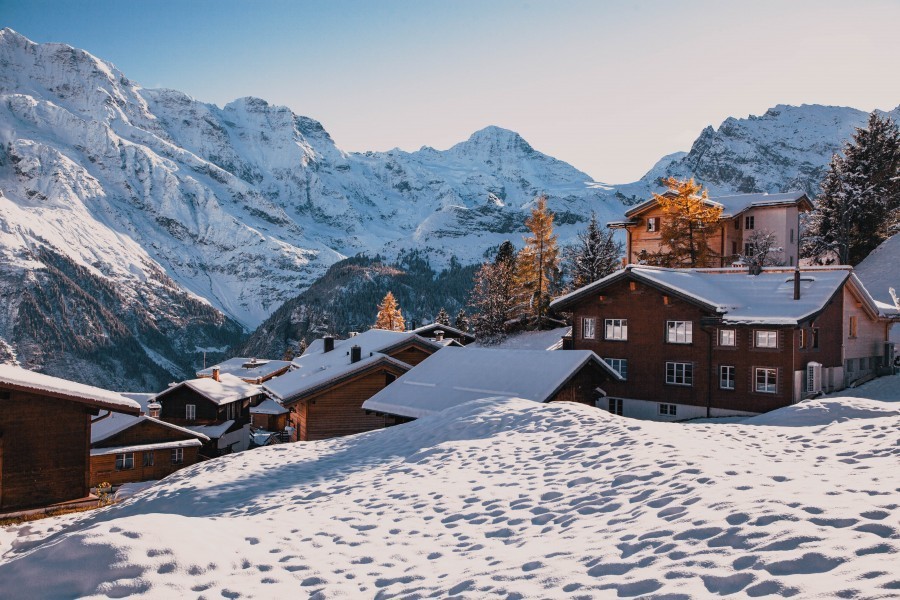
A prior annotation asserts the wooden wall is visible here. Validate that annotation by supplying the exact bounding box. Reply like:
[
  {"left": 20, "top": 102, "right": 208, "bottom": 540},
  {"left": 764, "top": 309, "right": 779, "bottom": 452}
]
[
  {"left": 158, "top": 386, "right": 258, "bottom": 427},
  {"left": 548, "top": 361, "right": 610, "bottom": 407},
  {"left": 90, "top": 446, "right": 201, "bottom": 488},
  {"left": 0, "top": 392, "right": 92, "bottom": 511},
  {"left": 388, "top": 345, "right": 433, "bottom": 367}
]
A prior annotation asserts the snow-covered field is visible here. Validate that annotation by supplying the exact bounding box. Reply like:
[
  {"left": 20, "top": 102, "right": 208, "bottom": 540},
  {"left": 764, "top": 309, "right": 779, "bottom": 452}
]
[{"left": 1, "top": 376, "right": 899, "bottom": 598}]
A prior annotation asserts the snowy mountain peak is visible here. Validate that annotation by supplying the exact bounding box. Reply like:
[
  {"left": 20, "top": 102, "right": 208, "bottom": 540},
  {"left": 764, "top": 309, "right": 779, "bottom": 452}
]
[{"left": 450, "top": 125, "right": 535, "bottom": 156}]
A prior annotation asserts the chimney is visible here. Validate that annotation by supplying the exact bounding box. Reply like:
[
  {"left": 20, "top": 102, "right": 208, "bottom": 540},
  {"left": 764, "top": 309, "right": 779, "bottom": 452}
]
[
  {"left": 434, "top": 330, "right": 444, "bottom": 342},
  {"left": 350, "top": 345, "right": 362, "bottom": 363},
  {"left": 793, "top": 268, "right": 801, "bottom": 300},
  {"left": 212, "top": 367, "right": 220, "bottom": 382},
  {"left": 323, "top": 335, "right": 335, "bottom": 353},
  {"left": 147, "top": 402, "right": 161, "bottom": 418}
]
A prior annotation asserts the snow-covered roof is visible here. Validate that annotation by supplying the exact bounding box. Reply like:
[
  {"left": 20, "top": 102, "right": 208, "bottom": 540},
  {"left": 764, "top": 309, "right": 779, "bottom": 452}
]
[
  {"left": 474, "top": 327, "right": 571, "bottom": 351},
  {"left": 250, "top": 398, "right": 289, "bottom": 415},
  {"left": 855, "top": 233, "right": 900, "bottom": 316},
  {"left": 156, "top": 373, "right": 262, "bottom": 406},
  {"left": 185, "top": 420, "right": 235, "bottom": 439},
  {"left": 551, "top": 265, "right": 875, "bottom": 325},
  {"left": 91, "top": 415, "right": 209, "bottom": 445},
  {"left": 624, "top": 191, "right": 809, "bottom": 219},
  {"left": 90, "top": 438, "right": 203, "bottom": 456},
  {"left": 0, "top": 364, "right": 140, "bottom": 414},
  {"left": 301, "top": 329, "right": 440, "bottom": 359},
  {"left": 362, "top": 347, "right": 622, "bottom": 419},
  {"left": 411, "top": 323, "right": 476, "bottom": 343},
  {"left": 196, "top": 357, "right": 292, "bottom": 382}
]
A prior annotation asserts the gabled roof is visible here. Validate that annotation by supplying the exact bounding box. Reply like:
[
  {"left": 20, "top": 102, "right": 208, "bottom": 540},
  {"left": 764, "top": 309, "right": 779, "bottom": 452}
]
[
  {"left": 155, "top": 373, "right": 262, "bottom": 406},
  {"left": 854, "top": 233, "right": 900, "bottom": 317},
  {"left": 301, "top": 329, "right": 441, "bottom": 359},
  {"left": 91, "top": 414, "right": 210, "bottom": 445},
  {"left": 622, "top": 191, "right": 811, "bottom": 220},
  {"left": 90, "top": 438, "right": 204, "bottom": 457},
  {"left": 250, "top": 398, "right": 289, "bottom": 415},
  {"left": 550, "top": 265, "right": 877, "bottom": 325},
  {"left": 411, "top": 323, "right": 476, "bottom": 344},
  {"left": 362, "top": 347, "right": 622, "bottom": 419},
  {"left": 185, "top": 420, "right": 235, "bottom": 439},
  {"left": 196, "top": 357, "right": 292, "bottom": 382},
  {"left": 0, "top": 365, "right": 140, "bottom": 415}
]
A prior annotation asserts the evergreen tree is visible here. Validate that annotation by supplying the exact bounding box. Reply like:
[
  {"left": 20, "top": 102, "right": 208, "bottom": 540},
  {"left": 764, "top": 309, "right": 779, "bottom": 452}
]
[
  {"left": 469, "top": 243, "right": 518, "bottom": 343},
  {"left": 434, "top": 307, "right": 451, "bottom": 327},
  {"left": 806, "top": 112, "right": 900, "bottom": 265},
  {"left": 654, "top": 177, "right": 722, "bottom": 267},
  {"left": 515, "top": 196, "right": 561, "bottom": 327},
  {"left": 374, "top": 291, "right": 406, "bottom": 331},
  {"left": 454, "top": 308, "right": 469, "bottom": 333},
  {"left": 565, "top": 212, "right": 624, "bottom": 288}
]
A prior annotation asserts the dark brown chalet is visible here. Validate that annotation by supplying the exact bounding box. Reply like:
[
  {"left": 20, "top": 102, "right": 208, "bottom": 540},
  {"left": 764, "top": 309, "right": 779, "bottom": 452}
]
[
  {"left": 0, "top": 366, "right": 140, "bottom": 513},
  {"left": 411, "top": 323, "right": 476, "bottom": 346},
  {"left": 153, "top": 372, "right": 264, "bottom": 456},
  {"left": 90, "top": 413, "right": 208, "bottom": 488},
  {"left": 551, "top": 265, "right": 897, "bottom": 421},
  {"left": 265, "top": 330, "right": 443, "bottom": 441}
]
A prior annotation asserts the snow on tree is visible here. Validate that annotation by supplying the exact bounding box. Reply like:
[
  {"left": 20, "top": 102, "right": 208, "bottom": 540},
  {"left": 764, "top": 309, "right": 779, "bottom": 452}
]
[
  {"left": 564, "top": 212, "right": 623, "bottom": 288},
  {"left": 652, "top": 177, "right": 722, "bottom": 267},
  {"left": 515, "top": 196, "right": 562, "bottom": 327},
  {"left": 374, "top": 291, "right": 406, "bottom": 331},
  {"left": 434, "top": 307, "right": 451, "bottom": 327},
  {"left": 806, "top": 112, "right": 900, "bottom": 265},
  {"left": 454, "top": 309, "right": 469, "bottom": 333},
  {"left": 469, "top": 242, "right": 518, "bottom": 343},
  {"left": 742, "top": 229, "right": 785, "bottom": 266}
]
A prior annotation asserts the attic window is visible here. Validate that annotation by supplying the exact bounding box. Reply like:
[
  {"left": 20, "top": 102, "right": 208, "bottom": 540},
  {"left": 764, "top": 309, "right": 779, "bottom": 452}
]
[
  {"left": 629, "top": 282, "right": 637, "bottom": 292},
  {"left": 663, "top": 295, "right": 670, "bottom": 305}
]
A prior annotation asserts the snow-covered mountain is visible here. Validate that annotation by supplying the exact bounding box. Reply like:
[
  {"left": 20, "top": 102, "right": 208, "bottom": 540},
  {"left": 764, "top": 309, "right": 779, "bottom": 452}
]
[{"left": 1, "top": 28, "right": 897, "bottom": 388}]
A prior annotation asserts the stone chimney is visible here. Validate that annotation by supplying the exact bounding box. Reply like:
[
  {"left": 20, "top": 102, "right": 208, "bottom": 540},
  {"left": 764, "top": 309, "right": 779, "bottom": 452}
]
[
  {"left": 434, "top": 330, "right": 444, "bottom": 342},
  {"left": 350, "top": 345, "right": 362, "bottom": 363},
  {"left": 147, "top": 402, "right": 161, "bottom": 418},
  {"left": 323, "top": 335, "right": 335, "bottom": 353},
  {"left": 212, "top": 367, "right": 220, "bottom": 382},
  {"left": 793, "top": 268, "right": 801, "bottom": 300}
]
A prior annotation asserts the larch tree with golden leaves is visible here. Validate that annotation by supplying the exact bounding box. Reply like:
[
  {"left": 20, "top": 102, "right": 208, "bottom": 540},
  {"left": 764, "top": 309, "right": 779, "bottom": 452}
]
[
  {"left": 515, "top": 195, "right": 561, "bottom": 327},
  {"left": 373, "top": 291, "right": 406, "bottom": 331},
  {"left": 654, "top": 177, "right": 722, "bottom": 267}
]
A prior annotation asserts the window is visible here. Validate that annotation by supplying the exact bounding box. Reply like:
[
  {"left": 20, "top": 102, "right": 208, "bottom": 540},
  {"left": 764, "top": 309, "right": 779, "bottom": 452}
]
[
  {"left": 734, "top": 219, "right": 740, "bottom": 230},
  {"left": 185, "top": 404, "right": 196, "bottom": 421},
  {"left": 790, "top": 228, "right": 795, "bottom": 244},
  {"left": 115, "top": 453, "right": 134, "bottom": 471},
  {"left": 658, "top": 403, "right": 677, "bottom": 416},
  {"left": 666, "top": 321, "right": 693, "bottom": 344},
  {"left": 605, "top": 358, "right": 628, "bottom": 379},
  {"left": 582, "top": 317, "right": 596, "bottom": 339},
  {"left": 647, "top": 217, "right": 658, "bottom": 232},
  {"left": 719, "top": 329, "right": 736, "bottom": 347},
  {"left": 225, "top": 401, "right": 238, "bottom": 420},
  {"left": 666, "top": 362, "right": 693, "bottom": 386},
  {"left": 812, "top": 328, "right": 819, "bottom": 349},
  {"left": 789, "top": 256, "right": 794, "bottom": 266},
  {"left": 608, "top": 398, "right": 623, "bottom": 416},
  {"left": 605, "top": 319, "right": 628, "bottom": 340},
  {"left": 385, "top": 373, "right": 397, "bottom": 385},
  {"left": 143, "top": 452, "right": 154, "bottom": 467},
  {"left": 755, "top": 368, "right": 777, "bottom": 393},
  {"left": 754, "top": 330, "right": 777, "bottom": 348},
  {"left": 171, "top": 448, "right": 184, "bottom": 465},
  {"left": 799, "top": 328, "right": 806, "bottom": 349},
  {"left": 720, "top": 365, "right": 735, "bottom": 390},
  {"left": 849, "top": 316, "right": 858, "bottom": 338},
  {"left": 744, "top": 243, "right": 752, "bottom": 256},
  {"left": 745, "top": 215, "right": 755, "bottom": 230}
]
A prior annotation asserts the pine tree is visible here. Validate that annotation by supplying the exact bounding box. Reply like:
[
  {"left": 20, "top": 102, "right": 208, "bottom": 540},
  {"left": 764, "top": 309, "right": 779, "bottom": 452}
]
[
  {"left": 565, "top": 212, "right": 624, "bottom": 288},
  {"left": 806, "top": 112, "right": 900, "bottom": 265},
  {"left": 434, "top": 307, "right": 451, "bottom": 327},
  {"left": 654, "top": 177, "right": 722, "bottom": 267},
  {"left": 454, "top": 308, "right": 469, "bottom": 333},
  {"left": 373, "top": 291, "right": 406, "bottom": 331},
  {"left": 515, "top": 196, "right": 561, "bottom": 327},
  {"left": 469, "top": 243, "right": 518, "bottom": 343}
]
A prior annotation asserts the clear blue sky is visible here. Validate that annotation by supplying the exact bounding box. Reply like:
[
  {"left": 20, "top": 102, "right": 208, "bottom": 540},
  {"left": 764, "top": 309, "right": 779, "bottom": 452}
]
[{"left": 3, "top": 0, "right": 899, "bottom": 182}]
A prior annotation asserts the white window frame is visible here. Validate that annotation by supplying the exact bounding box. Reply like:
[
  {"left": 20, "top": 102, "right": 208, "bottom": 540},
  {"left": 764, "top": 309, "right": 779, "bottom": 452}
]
[
  {"left": 658, "top": 403, "right": 677, "bottom": 416},
  {"left": 666, "top": 321, "right": 693, "bottom": 344},
  {"left": 604, "top": 358, "right": 627, "bottom": 380},
  {"left": 719, "top": 329, "right": 736, "bottom": 347},
  {"left": 755, "top": 367, "right": 777, "bottom": 393},
  {"left": 171, "top": 448, "right": 184, "bottom": 465},
  {"left": 665, "top": 362, "right": 693, "bottom": 386},
  {"left": 115, "top": 453, "right": 134, "bottom": 471},
  {"left": 754, "top": 330, "right": 777, "bottom": 348},
  {"left": 647, "top": 217, "right": 657, "bottom": 232},
  {"left": 605, "top": 318, "right": 628, "bottom": 341},
  {"left": 582, "top": 317, "right": 596, "bottom": 340},
  {"left": 720, "top": 365, "right": 735, "bottom": 390},
  {"left": 185, "top": 404, "right": 196, "bottom": 421}
]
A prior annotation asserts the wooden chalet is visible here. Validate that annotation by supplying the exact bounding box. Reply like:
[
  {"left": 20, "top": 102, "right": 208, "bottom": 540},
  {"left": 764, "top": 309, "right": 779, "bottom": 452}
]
[
  {"left": 90, "top": 413, "right": 208, "bottom": 488},
  {"left": 0, "top": 365, "right": 140, "bottom": 513},
  {"left": 153, "top": 372, "right": 264, "bottom": 456},
  {"left": 265, "top": 330, "right": 443, "bottom": 441},
  {"left": 608, "top": 191, "right": 813, "bottom": 268},
  {"left": 411, "top": 323, "right": 476, "bottom": 346},
  {"left": 250, "top": 398, "right": 289, "bottom": 432},
  {"left": 363, "top": 346, "right": 623, "bottom": 420},
  {"left": 551, "top": 265, "right": 898, "bottom": 421},
  {"left": 196, "top": 357, "right": 292, "bottom": 384}
]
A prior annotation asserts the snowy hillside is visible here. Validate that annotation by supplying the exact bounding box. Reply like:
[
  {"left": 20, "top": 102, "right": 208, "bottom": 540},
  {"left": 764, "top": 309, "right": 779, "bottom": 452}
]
[{"left": 2, "top": 376, "right": 898, "bottom": 598}]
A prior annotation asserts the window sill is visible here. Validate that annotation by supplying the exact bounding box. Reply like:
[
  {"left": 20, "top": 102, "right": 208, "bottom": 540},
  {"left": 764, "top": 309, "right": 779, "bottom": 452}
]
[{"left": 664, "top": 382, "right": 693, "bottom": 387}]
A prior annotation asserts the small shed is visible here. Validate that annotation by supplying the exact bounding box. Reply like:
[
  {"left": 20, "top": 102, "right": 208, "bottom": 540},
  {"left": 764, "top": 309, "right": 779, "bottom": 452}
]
[{"left": 250, "top": 398, "right": 289, "bottom": 431}]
